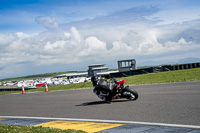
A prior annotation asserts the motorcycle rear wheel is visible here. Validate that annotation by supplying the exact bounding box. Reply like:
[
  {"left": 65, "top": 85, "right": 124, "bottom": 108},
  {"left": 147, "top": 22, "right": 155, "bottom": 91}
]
[{"left": 123, "top": 87, "right": 138, "bottom": 100}]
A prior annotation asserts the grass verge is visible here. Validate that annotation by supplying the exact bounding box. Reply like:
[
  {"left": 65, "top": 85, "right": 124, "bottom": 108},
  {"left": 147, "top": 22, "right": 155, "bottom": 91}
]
[
  {"left": 122, "top": 67, "right": 200, "bottom": 85},
  {"left": 0, "top": 68, "right": 200, "bottom": 95},
  {"left": 0, "top": 124, "right": 86, "bottom": 133}
]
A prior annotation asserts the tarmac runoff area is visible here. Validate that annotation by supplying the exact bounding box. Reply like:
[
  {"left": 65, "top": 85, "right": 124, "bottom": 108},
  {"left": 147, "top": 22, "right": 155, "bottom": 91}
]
[
  {"left": 0, "top": 116, "right": 200, "bottom": 133},
  {"left": 1, "top": 81, "right": 200, "bottom": 132}
]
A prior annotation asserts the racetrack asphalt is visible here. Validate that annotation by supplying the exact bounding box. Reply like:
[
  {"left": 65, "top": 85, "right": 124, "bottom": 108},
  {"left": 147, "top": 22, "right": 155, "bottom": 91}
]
[{"left": 0, "top": 81, "right": 200, "bottom": 132}]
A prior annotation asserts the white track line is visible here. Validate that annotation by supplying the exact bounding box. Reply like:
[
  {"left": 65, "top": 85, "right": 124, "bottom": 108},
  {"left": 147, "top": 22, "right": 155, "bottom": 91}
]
[{"left": 1, "top": 116, "right": 200, "bottom": 129}]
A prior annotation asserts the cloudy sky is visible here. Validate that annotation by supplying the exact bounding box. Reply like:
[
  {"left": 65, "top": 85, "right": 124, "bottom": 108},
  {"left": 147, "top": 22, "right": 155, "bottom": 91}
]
[{"left": 0, "top": 0, "right": 200, "bottom": 79}]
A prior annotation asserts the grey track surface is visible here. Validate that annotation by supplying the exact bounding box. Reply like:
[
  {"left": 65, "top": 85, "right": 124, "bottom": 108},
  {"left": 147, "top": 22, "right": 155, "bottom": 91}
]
[{"left": 0, "top": 81, "right": 200, "bottom": 126}]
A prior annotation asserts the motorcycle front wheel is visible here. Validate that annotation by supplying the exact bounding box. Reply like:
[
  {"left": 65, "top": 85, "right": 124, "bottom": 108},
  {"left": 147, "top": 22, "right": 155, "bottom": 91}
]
[{"left": 122, "top": 87, "right": 139, "bottom": 100}]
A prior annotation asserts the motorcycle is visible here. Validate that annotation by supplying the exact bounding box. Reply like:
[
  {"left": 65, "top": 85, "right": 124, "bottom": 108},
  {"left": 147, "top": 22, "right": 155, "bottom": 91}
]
[{"left": 91, "top": 76, "right": 138, "bottom": 102}]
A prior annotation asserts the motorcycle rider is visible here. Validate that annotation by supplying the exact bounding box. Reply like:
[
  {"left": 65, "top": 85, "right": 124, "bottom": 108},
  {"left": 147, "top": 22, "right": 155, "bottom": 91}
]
[
  {"left": 91, "top": 75, "right": 117, "bottom": 102},
  {"left": 91, "top": 76, "right": 98, "bottom": 87},
  {"left": 91, "top": 75, "right": 139, "bottom": 102}
]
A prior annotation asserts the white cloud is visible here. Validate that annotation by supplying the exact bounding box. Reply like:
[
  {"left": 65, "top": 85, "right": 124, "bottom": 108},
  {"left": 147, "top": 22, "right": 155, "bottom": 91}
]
[
  {"left": 64, "top": 32, "right": 71, "bottom": 38},
  {"left": 35, "top": 16, "right": 59, "bottom": 30},
  {"left": 164, "top": 37, "right": 192, "bottom": 51},
  {"left": 70, "top": 27, "right": 81, "bottom": 42},
  {"left": 1, "top": 3, "right": 200, "bottom": 78},
  {"left": 85, "top": 37, "right": 106, "bottom": 49},
  {"left": 44, "top": 41, "right": 65, "bottom": 51},
  {"left": 0, "top": 33, "right": 16, "bottom": 47},
  {"left": 110, "top": 41, "right": 133, "bottom": 54},
  {"left": 148, "top": 8, "right": 200, "bottom": 25},
  {"left": 79, "top": 37, "right": 107, "bottom": 56},
  {"left": 1, "top": 20, "right": 200, "bottom": 78},
  {"left": 15, "top": 32, "right": 30, "bottom": 39}
]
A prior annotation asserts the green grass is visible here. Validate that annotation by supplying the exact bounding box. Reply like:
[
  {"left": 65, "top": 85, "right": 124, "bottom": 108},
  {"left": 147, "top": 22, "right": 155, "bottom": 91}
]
[
  {"left": 121, "top": 68, "right": 200, "bottom": 85},
  {"left": 0, "top": 68, "right": 200, "bottom": 95},
  {"left": 0, "top": 91, "right": 21, "bottom": 95},
  {"left": 48, "top": 82, "right": 92, "bottom": 91},
  {"left": 0, "top": 124, "right": 86, "bottom": 133}
]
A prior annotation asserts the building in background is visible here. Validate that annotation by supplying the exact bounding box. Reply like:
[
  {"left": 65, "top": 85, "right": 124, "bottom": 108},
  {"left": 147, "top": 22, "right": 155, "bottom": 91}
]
[
  {"left": 88, "top": 64, "right": 108, "bottom": 77},
  {"left": 118, "top": 59, "right": 136, "bottom": 72}
]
